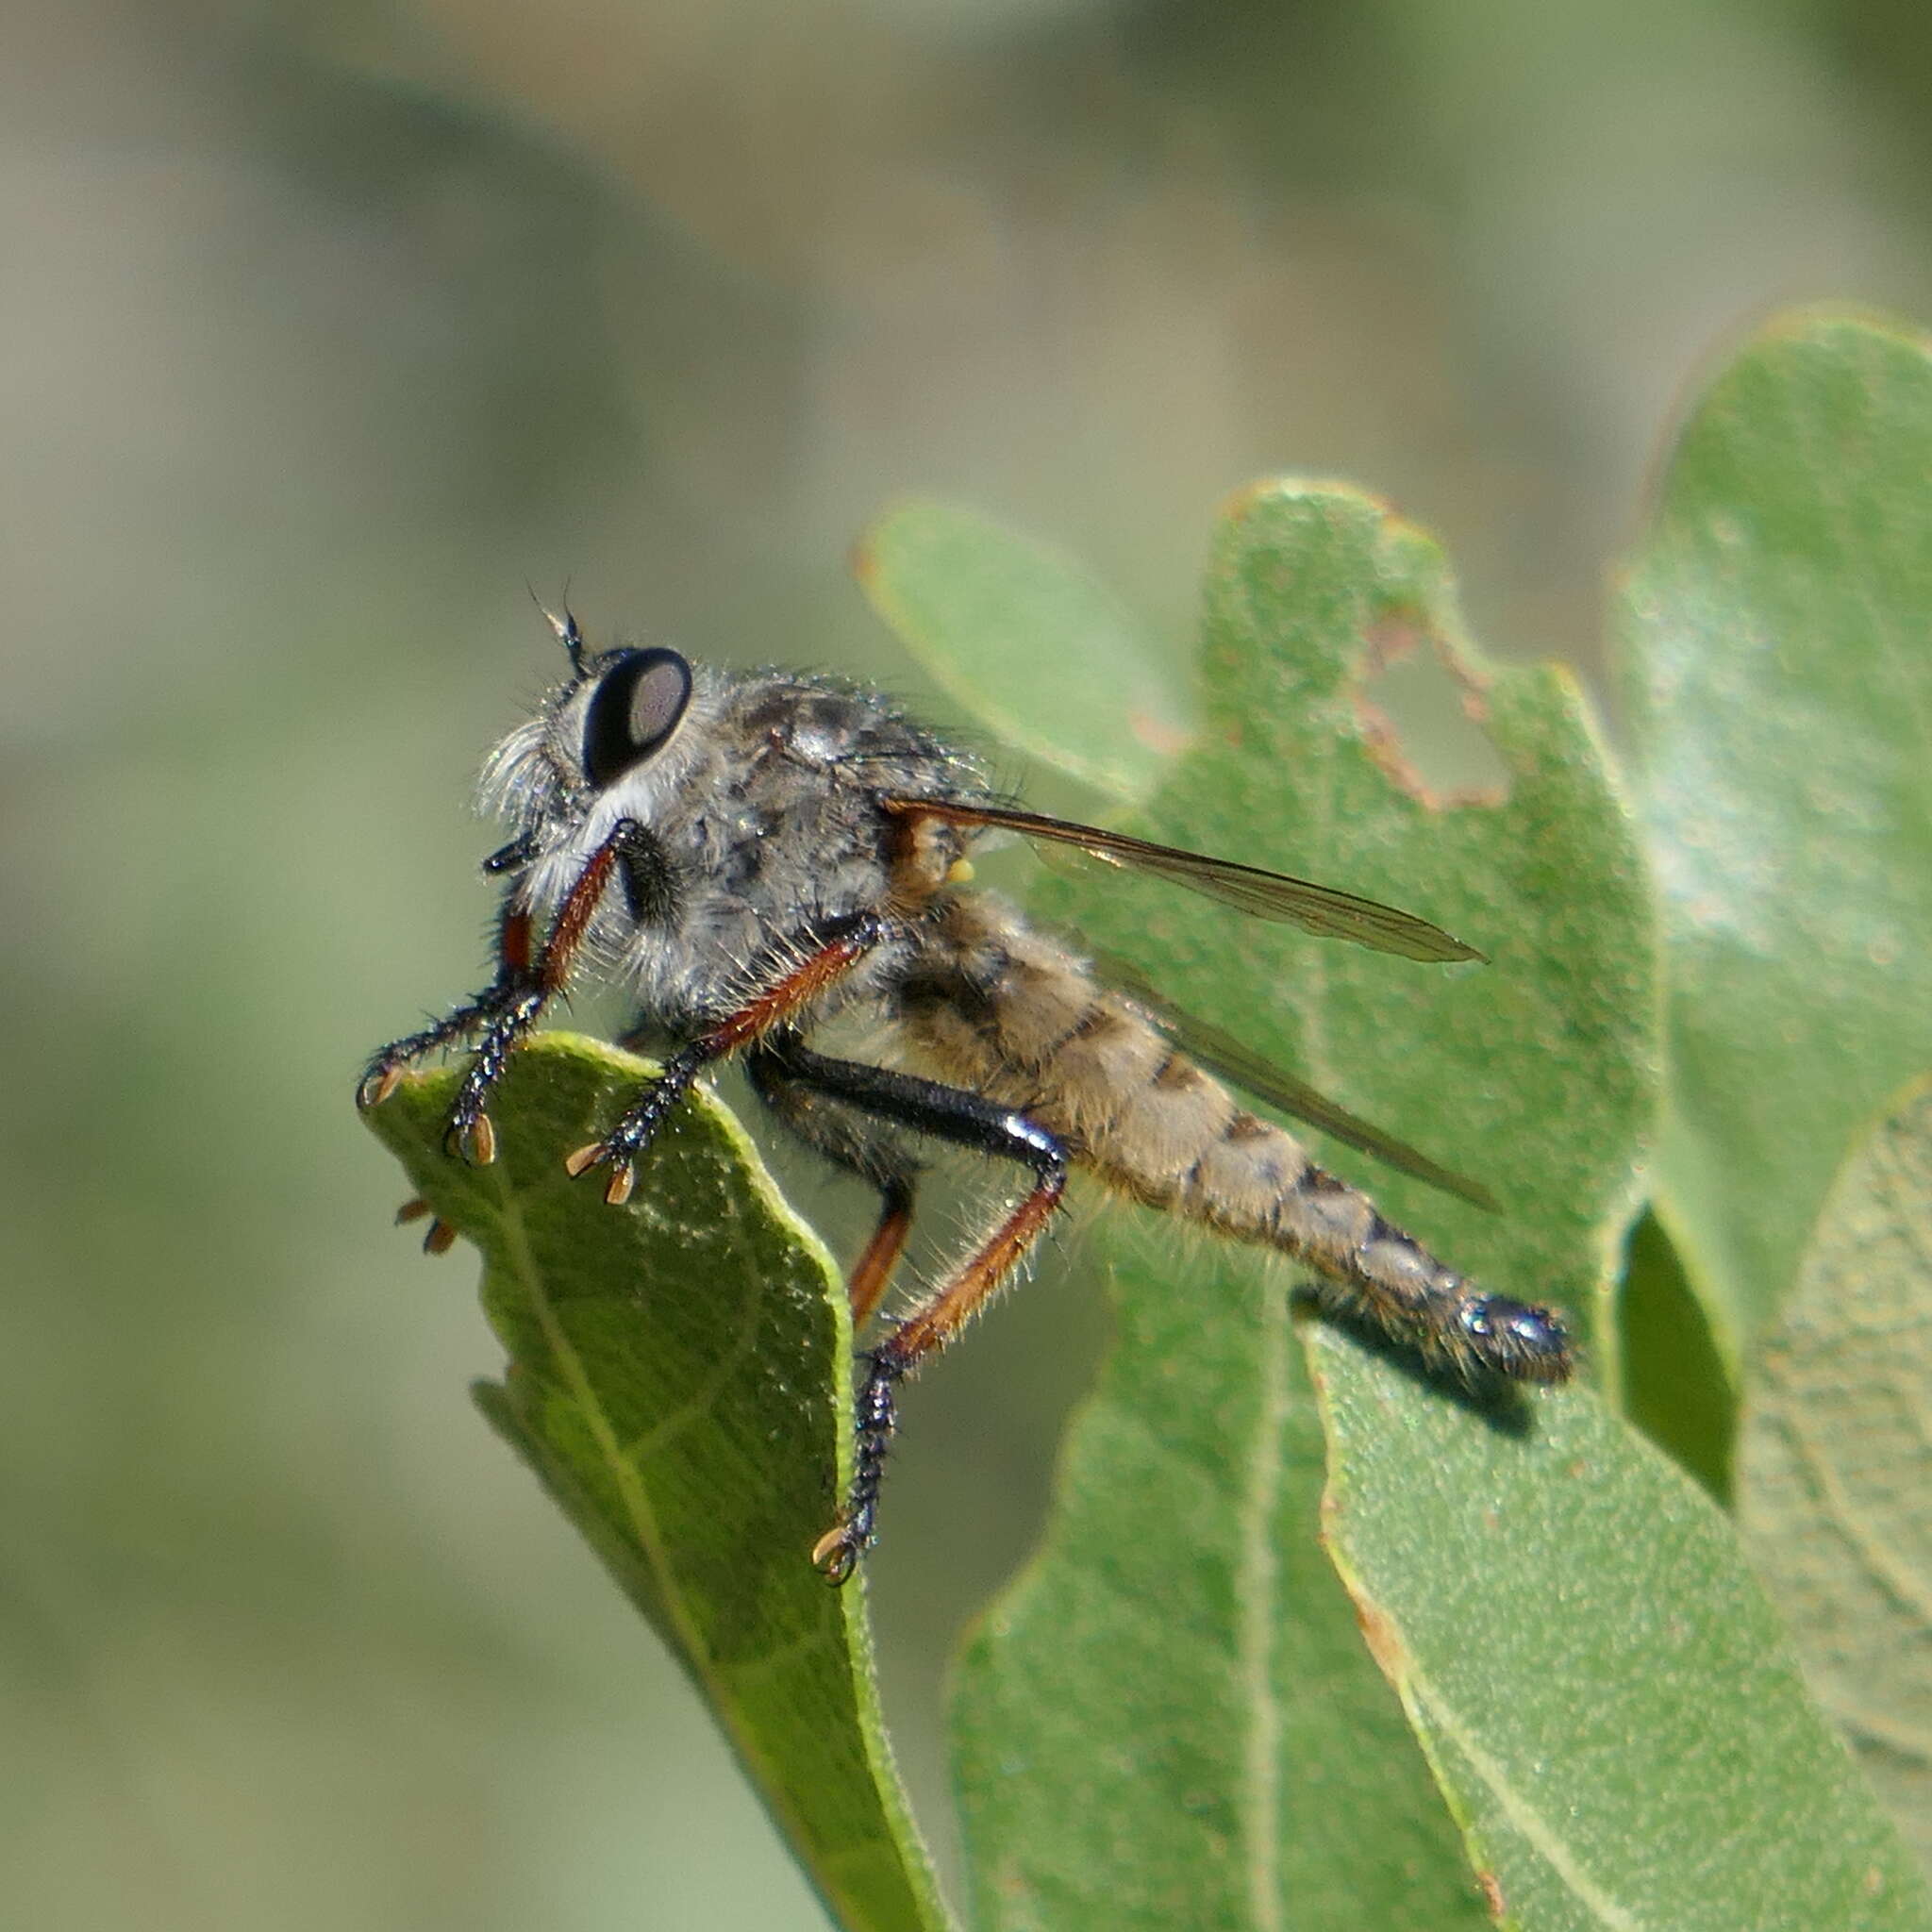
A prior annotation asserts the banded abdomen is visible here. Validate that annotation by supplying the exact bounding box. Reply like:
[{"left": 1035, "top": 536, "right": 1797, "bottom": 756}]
[{"left": 900, "top": 892, "right": 1570, "bottom": 1382}]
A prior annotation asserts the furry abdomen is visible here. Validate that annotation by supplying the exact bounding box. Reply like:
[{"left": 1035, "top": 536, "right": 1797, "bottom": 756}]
[
  {"left": 899, "top": 891, "right": 1557, "bottom": 1375},
  {"left": 900, "top": 892, "right": 1307, "bottom": 1219}
]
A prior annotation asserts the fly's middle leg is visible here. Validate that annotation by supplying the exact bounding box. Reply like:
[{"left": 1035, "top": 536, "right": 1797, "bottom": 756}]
[
  {"left": 567, "top": 912, "right": 891, "bottom": 1206},
  {"left": 844, "top": 1179, "right": 916, "bottom": 1328}
]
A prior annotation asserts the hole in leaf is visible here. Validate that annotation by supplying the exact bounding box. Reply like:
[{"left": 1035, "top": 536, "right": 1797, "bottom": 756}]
[{"left": 1354, "top": 621, "right": 1509, "bottom": 807}]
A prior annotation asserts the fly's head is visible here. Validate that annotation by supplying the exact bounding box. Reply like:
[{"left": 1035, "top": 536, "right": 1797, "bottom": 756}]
[{"left": 479, "top": 608, "right": 722, "bottom": 908}]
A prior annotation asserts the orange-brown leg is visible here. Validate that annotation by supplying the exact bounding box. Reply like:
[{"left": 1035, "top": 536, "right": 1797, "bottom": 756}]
[
  {"left": 359, "top": 818, "right": 647, "bottom": 1161},
  {"left": 845, "top": 1180, "right": 915, "bottom": 1327},
  {"left": 812, "top": 1165, "right": 1066, "bottom": 1580},
  {"left": 742, "top": 1035, "right": 921, "bottom": 1325},
  {"left": 569, "top": 911, "right": 891, "bottom": 1202},
  {"left": 875, "top": 1173, "right": 1064, "bottom": 1363},
  {"left": 435, "top": 822, "right": 651, "bottom": 1161}
]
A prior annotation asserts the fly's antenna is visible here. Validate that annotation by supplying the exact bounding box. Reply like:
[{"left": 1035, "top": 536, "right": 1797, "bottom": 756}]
[{"left": 528, "top": 580, "right": 588, "bottom": 676}]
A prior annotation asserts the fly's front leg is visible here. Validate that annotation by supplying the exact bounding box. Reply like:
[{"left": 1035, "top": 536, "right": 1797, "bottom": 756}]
[
  {"left": 357, "top": 895, "right": 541, "bottom": 1159},
  {"left": 565, "top": 911, "right": 891, "bottom": 1206},
  {"left": 359, "top": 821, "right": 638, "bottom": 1162},
  {"left": 751, "top": 1039, "right": 1068, "bottom": 1583}
]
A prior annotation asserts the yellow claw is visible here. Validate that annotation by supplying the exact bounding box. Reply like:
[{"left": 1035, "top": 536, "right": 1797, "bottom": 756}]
[
  {"left": 603, "top": 1163, "right": 636, "bottom": 1208},
  {"left": 562, "top": 1141, "right": 605, "bottom": 1178},
  {"left": 394, "top": 1197, "right": 431, "bottom": 1224},
  {"left": 362, "top": 1065, "right": 403, "bottom": 1108},
  {"left": 422, "top": 1219, "right": 458, "bottom": 1256},
  {"left": 468, "top": 1112, "right": 497, "bottom": 1166},
  {"left": 810, "top": 1522, "right": 859, "bottom": 1582}
]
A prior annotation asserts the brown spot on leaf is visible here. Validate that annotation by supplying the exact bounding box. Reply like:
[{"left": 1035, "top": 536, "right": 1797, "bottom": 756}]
[
  {"left": 1350, "top": 1595, "right": 1407, "bottom": 1678},
  {"left": 1128, "top": 706, "right": 1195, "bottom": 758}
]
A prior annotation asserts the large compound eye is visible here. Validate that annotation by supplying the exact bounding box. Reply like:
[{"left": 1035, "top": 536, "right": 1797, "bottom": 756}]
[{"left": 583, "top": 648, "right": 693, "bottom": 789}]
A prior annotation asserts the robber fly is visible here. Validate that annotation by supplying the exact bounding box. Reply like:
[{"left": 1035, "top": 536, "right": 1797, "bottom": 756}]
[{"left": 360, "top": 608, "right": 1571, "bottom": 1581}]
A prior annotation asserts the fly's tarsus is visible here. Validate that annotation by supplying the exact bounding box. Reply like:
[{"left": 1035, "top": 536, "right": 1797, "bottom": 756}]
[
  {"left": 812, "top": 1353, "right": 902, "bottom": 1585},
  {"left": 561, "top": 1141, "right": 640, "bottom": 1207},
  {"left": 439, "top": 990, "right": 546, "bottom": 1161}
]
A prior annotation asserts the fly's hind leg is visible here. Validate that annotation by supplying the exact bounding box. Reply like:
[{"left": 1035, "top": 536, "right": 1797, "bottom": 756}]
[
  {"left": 753, "top": 1037, "right": 1067, "bottom": 1583},
  {"left": 745, "top": 1036, "right": 919, "bottom": 1327}
]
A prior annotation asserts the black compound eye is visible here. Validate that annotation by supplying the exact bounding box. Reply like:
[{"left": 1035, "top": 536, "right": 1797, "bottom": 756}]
[{"left": 583, "top": 648, "right": 693, "bottom": 789}]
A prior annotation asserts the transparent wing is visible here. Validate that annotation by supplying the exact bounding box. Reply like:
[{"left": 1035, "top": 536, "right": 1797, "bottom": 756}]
[
  {"left": 885, "top": 798, "right": 1484, "bottom": 964},
  {"left": 1092, "top": 948, "right": 1500, "bottom": 1212}
]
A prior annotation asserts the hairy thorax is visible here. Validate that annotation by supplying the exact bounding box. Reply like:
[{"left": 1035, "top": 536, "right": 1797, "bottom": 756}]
[{"left": 580, "top": 672, "right": 977, "bottom": 1027}]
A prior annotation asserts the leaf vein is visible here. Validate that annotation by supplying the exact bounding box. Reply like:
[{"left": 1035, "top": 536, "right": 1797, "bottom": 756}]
[{"left": 1407, "top": 1673, "right": 1650, "bottom": 1931}]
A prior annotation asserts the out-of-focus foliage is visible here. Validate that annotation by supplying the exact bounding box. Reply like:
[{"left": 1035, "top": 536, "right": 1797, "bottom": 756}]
[
  {"left": 1315, "top": 1328, "right": 1930, "bottom": 1929},
  {"left": 1621, "top": 313, "right": 1932, "bottom": 1384},
  {"left": 17, "top": 2, "right": 1932, "bottom": 1926},
  {"left": 1740, "top": 1074, "right": 1932, "bottom": 1874},
  {"left": 856, "top": 499, "right": 1194, "bottom": 805}
]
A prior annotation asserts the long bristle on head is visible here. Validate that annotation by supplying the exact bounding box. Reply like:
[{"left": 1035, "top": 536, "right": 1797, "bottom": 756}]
[{"left": 528, "top": 582, "right": 588, "bottom": 676}]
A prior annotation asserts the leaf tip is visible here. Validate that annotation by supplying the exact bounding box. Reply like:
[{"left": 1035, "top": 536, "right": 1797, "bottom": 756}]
[{"left": 1214, "top": 472, "right": 1394, "bottom": 535}]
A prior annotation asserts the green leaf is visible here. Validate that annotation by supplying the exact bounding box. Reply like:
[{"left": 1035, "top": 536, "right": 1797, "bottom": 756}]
[
  {"left": 364, "top": 1035, "right": 950, "bottom": 1932},
  {"left": 1740, "top": 1072, "right": 1932, "bottom": 1874},
  {"left": 1313, "top": 1330, "right": 1932, "bottom": 1929},
  {"left": 953, "top": 1226, "right": 1497, "bottom": 1930},
  {"left": 951, "top": 482, "right": 1664, "bottom": 1925},
  {"left": 855, "top": 497, "right": 1197, "bottom": 806},
  {"left": 1619, "top": 310, "right": 1932, "bottom": 1369}
]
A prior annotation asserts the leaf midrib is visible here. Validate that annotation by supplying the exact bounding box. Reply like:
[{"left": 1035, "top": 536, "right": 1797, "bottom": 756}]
[
  {"left": 1236, "top": 1278, "right": 1290, "bottom": 1932},
  {"left": 484, "top": 1163, "right": 830, "bottom": 1863},
  {"left": 1407, "top": 1664, "right": 1646, "bottom": 1930}
]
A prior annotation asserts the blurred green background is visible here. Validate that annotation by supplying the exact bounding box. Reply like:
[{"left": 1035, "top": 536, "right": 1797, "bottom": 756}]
[{"left": 8, "top": 3, "right": 1932, "bottom": 1926}]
